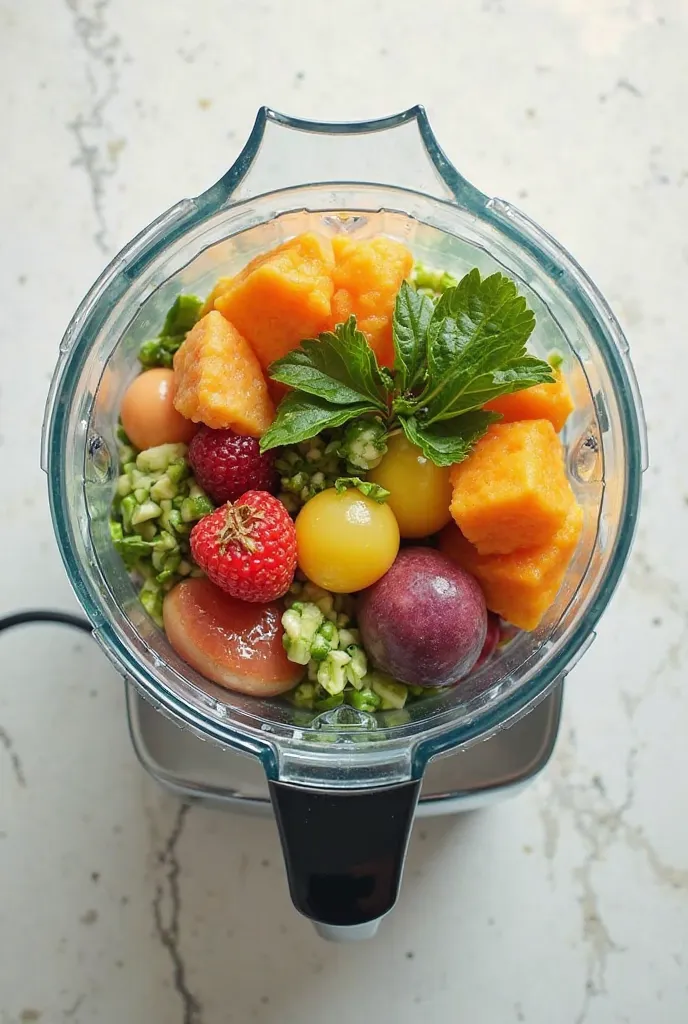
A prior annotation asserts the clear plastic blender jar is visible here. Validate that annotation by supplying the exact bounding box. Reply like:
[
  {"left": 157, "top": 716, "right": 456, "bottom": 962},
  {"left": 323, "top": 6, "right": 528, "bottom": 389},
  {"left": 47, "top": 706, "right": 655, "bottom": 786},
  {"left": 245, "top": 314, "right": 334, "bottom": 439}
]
[{"left": 42, "top": 107, "right": 647, "bottom": 939}]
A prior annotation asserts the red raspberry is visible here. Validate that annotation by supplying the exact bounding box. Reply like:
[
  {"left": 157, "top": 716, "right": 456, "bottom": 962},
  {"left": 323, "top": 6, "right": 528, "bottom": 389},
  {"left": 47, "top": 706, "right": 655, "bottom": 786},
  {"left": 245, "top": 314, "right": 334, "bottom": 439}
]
[
  {"left": 188, "top": 426, "right": 277, "bottom": 505},
  {"left": 190, "top": 490, "right": 297, "bottom": 603}
]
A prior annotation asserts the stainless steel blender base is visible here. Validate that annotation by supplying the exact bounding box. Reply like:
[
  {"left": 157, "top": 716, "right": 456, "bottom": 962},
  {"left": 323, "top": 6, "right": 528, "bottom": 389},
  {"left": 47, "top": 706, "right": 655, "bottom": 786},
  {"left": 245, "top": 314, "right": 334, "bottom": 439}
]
[{"left": 125, "top": 681, "right": 563, "bottom": 815}]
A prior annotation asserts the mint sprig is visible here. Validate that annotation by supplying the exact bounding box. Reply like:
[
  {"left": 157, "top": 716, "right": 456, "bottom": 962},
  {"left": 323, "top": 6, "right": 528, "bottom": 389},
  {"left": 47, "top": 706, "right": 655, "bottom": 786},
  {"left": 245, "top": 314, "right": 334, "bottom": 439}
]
[
  {"left": 268, "top": 318, "right": 388, "bottom": 410},
  {"left": 259, "top": 268, "right": 554, "bottom": 467}
]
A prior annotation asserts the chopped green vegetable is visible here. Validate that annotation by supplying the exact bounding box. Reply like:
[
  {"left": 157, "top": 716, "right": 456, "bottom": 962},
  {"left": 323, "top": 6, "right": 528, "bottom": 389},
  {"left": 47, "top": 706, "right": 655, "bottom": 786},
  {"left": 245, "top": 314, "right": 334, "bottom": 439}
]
[
  {"left": 109, "top": 438, "right": 213, "bottom": 625},
  {"left": 162, "top": 295, "right": 203, "bottom": 337},
  {"left": 347, "top": 687, "right": 382, "bottom": 712},
  {"left": 411, "top": 263, "right": 458, "bottom": 297},
  {"left": 338, "top": 418, "right": 388, "bottom": 471},
  {"left": 138, "top": 295, "right": 202, "bottom": 368},
  {"left": 368, "top": 672, "right": 409, "bottom": 710}
]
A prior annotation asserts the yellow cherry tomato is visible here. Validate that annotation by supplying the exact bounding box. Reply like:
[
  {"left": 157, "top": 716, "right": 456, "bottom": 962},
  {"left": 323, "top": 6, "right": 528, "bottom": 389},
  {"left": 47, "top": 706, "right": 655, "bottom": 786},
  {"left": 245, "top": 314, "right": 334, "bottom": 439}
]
[
  {"left": 368, "top": 432, "right": 453, "bottom": 538},
  {"left": 295, "top": 487, "right": 400, "bottom": 593}
]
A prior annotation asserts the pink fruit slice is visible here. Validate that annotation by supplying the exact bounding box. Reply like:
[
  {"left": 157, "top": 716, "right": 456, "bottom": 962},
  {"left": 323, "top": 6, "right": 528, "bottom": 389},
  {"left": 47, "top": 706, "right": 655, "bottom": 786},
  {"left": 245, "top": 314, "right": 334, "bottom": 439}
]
[{"left": 163, "top": 578, "right": 303, "bottom": 697}]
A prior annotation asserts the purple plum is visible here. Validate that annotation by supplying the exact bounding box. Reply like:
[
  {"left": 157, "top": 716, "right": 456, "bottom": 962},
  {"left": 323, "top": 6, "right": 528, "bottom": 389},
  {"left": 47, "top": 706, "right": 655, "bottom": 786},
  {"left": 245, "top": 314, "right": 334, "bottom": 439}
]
[
  {"left": 473, "top": 612, "right": 501, "bottom": 672},
  {"left": 358, "top": 547, "right": 488, "bottom": 687}
]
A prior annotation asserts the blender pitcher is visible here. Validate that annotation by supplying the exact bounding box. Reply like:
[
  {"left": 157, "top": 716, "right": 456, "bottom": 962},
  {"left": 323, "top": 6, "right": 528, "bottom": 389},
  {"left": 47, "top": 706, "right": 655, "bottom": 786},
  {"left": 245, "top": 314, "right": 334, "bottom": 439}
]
[{"left": 42, "top": 107, "right": 647, "bottom": 940}]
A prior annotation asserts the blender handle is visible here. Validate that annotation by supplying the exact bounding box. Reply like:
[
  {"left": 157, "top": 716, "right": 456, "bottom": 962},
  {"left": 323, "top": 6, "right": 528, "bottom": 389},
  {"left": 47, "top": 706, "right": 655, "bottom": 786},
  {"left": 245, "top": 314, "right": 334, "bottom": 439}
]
[
  {"left": 269, "top": 779, "right": 421, "bottom": 937},
  {"left": 197, "top": 106, "right": 487, "bottom": 208}
]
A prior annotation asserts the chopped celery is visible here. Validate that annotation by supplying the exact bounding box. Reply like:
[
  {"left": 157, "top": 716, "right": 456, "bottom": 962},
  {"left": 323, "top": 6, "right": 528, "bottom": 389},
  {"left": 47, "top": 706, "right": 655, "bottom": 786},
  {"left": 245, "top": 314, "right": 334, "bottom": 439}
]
[
  {"left": 369, "top": 672, "right": 408, "bottom": 710},
  {"left": 131, "top": 501, "right": 162, "bottom": 526},
  {"left": 136, "top": 443, "right": 188, "bottom": 474},
  {"left": 347, "top": 687, "right": 381, "bottom": 712},
  {"left": 180, "top": 494, "right": 214, "bottom": 522}
]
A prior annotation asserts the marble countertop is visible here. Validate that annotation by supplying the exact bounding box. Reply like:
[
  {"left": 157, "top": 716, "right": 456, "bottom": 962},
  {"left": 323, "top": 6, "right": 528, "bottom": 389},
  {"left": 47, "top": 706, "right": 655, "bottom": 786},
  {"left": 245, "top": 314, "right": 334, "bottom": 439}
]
[{"left": 1, "top": 1, "right": 687, "bottom": 1021}]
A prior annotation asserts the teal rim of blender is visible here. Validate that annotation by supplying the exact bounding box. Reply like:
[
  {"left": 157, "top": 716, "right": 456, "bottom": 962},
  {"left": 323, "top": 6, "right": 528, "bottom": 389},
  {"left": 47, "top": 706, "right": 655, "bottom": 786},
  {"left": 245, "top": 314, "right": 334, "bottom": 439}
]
[{"left": 44, "top": 106, "right": 646, "bottom": 781}]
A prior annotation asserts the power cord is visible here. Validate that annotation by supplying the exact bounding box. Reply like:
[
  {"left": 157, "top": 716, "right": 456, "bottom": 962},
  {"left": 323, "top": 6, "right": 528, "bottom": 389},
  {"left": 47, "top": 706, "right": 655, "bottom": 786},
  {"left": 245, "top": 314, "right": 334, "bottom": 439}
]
[{"left": 0, "top": 610, "right": 91, "bottom": 634}]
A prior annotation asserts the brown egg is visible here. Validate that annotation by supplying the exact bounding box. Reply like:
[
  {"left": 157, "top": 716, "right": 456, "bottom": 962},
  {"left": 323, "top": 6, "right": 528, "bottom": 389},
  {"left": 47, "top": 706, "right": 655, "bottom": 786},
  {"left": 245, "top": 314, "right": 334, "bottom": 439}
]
[{"left": 120, "top": 368, "right": 196, "bottom": 451}]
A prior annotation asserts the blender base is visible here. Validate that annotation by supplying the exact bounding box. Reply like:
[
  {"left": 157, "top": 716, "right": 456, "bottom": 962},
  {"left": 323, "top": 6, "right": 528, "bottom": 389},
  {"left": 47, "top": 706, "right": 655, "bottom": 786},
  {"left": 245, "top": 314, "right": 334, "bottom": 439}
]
[{"left": 125, "top": 681, "right": 563, "bottom": 815}]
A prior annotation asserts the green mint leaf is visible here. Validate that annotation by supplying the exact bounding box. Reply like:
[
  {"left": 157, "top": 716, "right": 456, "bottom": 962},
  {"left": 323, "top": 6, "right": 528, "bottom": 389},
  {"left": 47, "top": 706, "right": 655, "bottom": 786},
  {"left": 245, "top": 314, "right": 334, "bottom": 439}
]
[
  {"left": 392, "top": 281, "right": 434, "bottom": 391},
  {"left": 420, "top": 270, "right": 551, "bottom": 423},
  {"left": 334, "top": 477, "right": 390, "bottom": 503},
  {"left": 162, "top": 294, "right": 203, "bottom": 337},
  {"left": 399, "top": 410, "right": 500, "bottom": 467},
  {"left": 259, "top": 393, "right": 379, "bottom": 452},
  {"left": 431, "top": 356, "right": 555, "bottom": 419},
  {"left": 268, "top": 317, "right": 388, "bottom": 409}
]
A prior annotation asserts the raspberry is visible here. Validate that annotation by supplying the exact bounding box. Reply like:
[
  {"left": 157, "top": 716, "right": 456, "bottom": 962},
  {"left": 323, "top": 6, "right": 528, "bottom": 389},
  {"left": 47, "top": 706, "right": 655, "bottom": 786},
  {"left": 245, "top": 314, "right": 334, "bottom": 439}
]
[
  {"left": 190, "top": 491, "right": 297, "bottom": 603},
  {"left": 188, "top": 426, "right": 277, "bottom": 505}
]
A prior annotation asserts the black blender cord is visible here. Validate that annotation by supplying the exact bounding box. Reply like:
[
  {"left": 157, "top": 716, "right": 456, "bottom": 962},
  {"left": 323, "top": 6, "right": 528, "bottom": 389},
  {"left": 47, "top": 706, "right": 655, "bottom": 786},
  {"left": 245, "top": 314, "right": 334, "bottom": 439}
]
[{"left": 0, "top": 610, "right": 92, "bottom": 634}]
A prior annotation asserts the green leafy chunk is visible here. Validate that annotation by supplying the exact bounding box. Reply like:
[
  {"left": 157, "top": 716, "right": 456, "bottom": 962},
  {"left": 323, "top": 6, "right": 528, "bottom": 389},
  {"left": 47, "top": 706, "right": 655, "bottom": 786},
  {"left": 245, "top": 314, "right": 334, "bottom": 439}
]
[
  {"left": 161, "top": 294, "right": 203, "bottom": 337},
  {"left": 260, "top": 392, "right": 380, "bottom": 452},
  {"left": 268, "top": 317, "right": 389, "bottom": 409},
  {"left": 392, "top": 281, "right": 434, "bottom": 391},
  {"left": 400, "top": 410, "right": 500, "bottom": 467},
  {"left": 334, "top": 477, "right": 390, "bottom": 503}
]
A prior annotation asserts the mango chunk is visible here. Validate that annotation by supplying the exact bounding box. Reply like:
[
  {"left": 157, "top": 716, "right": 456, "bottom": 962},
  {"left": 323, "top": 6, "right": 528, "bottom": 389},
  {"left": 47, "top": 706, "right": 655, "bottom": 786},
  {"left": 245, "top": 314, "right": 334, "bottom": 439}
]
[
  {"left": 200, "top": 276, "right": 233, "bottom": 317},
  {"left": 173, "top": 311, "right": 274, "bottom": 437},
  {"left": 439, "top": 502, "right": 584, "bottom": 630},
  {"left": 485, "top": 369, "right": 574, "bottom": 432},
  {"left": 328, "top": 236, "right": 414, "bottom": 367},
  {"left": 213, "top": 232, "right": 335, "bottom": 370},
  {"left": 449, "top": 420, "right": 575, "bottom": 555}
]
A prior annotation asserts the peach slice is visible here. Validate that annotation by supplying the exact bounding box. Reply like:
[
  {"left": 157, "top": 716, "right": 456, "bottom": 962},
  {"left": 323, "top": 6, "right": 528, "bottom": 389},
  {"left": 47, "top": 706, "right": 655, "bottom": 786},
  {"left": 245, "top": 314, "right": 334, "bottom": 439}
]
[{"left": 163, "top": 578, "right": 303, "bottom": 697}]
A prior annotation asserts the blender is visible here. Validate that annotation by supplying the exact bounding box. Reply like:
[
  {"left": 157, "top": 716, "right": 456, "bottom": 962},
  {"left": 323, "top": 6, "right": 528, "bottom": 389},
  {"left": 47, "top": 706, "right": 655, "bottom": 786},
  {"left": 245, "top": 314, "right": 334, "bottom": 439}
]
[{"left": 42, "top": 107, "right": 647, "bottom": 940}]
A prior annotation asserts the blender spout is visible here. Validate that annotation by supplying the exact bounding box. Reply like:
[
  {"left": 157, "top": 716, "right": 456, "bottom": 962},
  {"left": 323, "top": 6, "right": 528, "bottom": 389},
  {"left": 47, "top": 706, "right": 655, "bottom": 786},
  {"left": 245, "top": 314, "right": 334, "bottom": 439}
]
[{"left": 269, "top": 779, "right": 420, "bottom": 935}]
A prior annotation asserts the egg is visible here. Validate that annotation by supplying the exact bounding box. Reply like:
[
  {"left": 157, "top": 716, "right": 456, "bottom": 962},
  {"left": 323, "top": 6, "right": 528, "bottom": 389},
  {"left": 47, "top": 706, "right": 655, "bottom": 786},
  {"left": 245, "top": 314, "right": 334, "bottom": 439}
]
[{"left": 120, "top": 368, "right": 196, "bottom": 451}]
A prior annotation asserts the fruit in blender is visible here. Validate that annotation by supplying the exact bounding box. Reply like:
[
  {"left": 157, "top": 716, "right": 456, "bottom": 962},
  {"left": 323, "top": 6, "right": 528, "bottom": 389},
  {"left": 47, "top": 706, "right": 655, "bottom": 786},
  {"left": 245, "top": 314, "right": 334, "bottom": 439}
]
[
  {"left": 484, "top": 369, "right": 574, "bottom": 432},
  {"left": 190, "top": 490, "right": 297, "bottom": 602},
  {"left": 358, "top": 547, "right": 488, "bottom": 687},
  {"left": 367, "top": 432, "right": 453, "bottom": 538},
  {"left": 173, "top": 311, "right": 275, "bottom": 436},
  {"left": 188, "top": 426, "right": 278, "bottom": 505},
  {"left": 294, "top": 487, "right": 400, "bottom": 593},
  {"left": 163, "top": 578, "right": 303, "bottom": 697},
  {"left": 120, "top": 368, "right": 197, "bottom": 451},
  {"left": 212, "top": 233, "right": 335, "bottom": 370},
  {"left": 449, "top": 419, "right": 576, "bottom": 555},
  {"left": 439, "top": 501, "right": 584, "bottom": 631},
  {"left": 473, "top": 612, "right": 501, "bottom": 671},
  {"left": 327, "top": 236, "right": 414, "bottom": 367}
]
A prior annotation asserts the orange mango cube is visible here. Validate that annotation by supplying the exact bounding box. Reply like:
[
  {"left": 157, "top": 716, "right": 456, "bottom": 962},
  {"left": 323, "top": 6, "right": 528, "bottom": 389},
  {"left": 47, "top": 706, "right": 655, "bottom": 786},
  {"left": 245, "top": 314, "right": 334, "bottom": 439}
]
[
  {"left": 212, "top": 232, "right": 335, "bottom": 371},
  {"left": 173, "top": 311, "right": 274, "bottom": 437},
  {"left": 449, "top": 420, "right": 575, "bottom": 555},
  {"left": 200, "top": 276, "right": 233, "bottom": 317},
  {"left": 439, "top": 502, "right": 584, "bottom": 630},
  {"left": 328, "top": 235, "right": 414, "bottom": 367},
  {"left": 484, "top": 370, "right": 574, "bottom": 433}
]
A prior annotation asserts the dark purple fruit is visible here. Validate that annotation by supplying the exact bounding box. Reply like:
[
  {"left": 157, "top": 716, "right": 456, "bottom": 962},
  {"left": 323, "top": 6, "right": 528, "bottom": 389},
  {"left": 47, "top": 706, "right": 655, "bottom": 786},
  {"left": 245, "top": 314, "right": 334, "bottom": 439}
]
[
  {"left": 358, "top": 547, "right": 487, "bottom": 688},
  {"left": 473, "top": 612, "right": 501, "bottom": 672}
]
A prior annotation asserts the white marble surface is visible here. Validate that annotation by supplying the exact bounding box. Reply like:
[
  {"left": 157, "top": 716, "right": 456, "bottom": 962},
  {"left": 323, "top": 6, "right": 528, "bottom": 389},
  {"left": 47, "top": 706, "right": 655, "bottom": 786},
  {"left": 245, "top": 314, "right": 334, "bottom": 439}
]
[{"left": 1, "top": 1, "right": 687, "bottom": 1021}]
